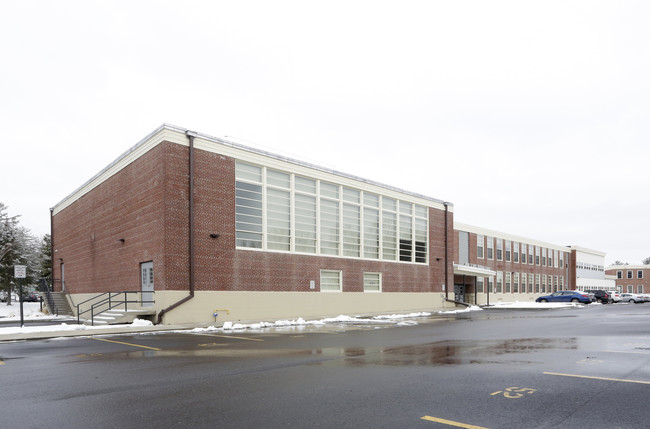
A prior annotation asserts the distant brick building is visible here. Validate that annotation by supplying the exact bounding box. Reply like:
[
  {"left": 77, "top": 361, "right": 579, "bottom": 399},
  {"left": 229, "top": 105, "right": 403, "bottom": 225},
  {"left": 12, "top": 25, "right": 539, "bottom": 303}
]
[
  {"left": 606, "top": 265, "right": 650, "bottom": 294},
  {"left": 453, "top": 223, "right": 571, "bottom": 305}
]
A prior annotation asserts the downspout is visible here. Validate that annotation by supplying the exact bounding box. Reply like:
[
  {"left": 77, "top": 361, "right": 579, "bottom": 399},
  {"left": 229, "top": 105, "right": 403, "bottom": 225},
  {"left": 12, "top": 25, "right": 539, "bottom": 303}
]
[
  {"left": 444, "top": 202, "right": 449, "bottom": 300},
  {"left": 156, "top": 130, "right": 197, "bottom": 324},
  {"left": 49, "top": 208, "right": 54, "bottom": 291}
]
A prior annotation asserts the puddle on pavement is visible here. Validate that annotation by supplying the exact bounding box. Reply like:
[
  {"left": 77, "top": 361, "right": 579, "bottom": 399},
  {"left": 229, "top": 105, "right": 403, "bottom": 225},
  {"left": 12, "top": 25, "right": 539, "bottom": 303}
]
[
  {"left": 329, "top": 337, "right": 578, "bottom": 367},
  {"left": 72, "top": 337, "right": 578, "bottom": 367}
]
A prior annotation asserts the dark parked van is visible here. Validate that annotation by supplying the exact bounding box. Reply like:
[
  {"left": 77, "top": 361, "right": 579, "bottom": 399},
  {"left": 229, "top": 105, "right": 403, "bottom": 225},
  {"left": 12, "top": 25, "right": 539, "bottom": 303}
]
[{"left": 585, "top": 290, "right": 611, "bottom": 304}]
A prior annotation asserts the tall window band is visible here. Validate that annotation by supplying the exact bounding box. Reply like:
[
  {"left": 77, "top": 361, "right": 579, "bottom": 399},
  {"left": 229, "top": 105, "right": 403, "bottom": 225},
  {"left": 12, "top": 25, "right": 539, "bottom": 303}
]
[{"left": 235, "top": 161, "right": 428, "bottom": 263}]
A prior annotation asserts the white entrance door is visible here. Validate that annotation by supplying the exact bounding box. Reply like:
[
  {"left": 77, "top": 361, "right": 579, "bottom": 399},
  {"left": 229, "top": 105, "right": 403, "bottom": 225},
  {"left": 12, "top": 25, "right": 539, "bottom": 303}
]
[{"left": 140, "top": 262, "right": 154, "bottom": 307}]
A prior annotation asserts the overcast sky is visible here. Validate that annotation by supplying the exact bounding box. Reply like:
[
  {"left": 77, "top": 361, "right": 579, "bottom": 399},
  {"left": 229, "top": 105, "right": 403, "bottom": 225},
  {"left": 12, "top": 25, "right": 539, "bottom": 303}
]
[{"left": 1, "top": 1, "right": 648, "bottom": 265}]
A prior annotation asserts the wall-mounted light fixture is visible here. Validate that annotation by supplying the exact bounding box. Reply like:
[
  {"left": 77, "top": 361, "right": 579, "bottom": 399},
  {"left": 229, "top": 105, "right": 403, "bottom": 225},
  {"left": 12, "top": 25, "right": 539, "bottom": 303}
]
[
  {"left": 118, "top": 238, "right": 125, "bottom": 244},
  {"left": 210, "top": 233, "right": 220, "bottom": 239},
  {"left": 436, "top": 257, "right": 442, "bottom": 261}
]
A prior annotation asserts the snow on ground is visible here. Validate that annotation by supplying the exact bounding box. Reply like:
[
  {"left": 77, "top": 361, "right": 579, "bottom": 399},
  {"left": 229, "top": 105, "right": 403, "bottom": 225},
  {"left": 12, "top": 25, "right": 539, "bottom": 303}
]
[
  {"left": 0, "top": 302, "right": 154, "bottom": 335},
  {"left": 0, "top": 300, "right": 582, "bottom": 337}
]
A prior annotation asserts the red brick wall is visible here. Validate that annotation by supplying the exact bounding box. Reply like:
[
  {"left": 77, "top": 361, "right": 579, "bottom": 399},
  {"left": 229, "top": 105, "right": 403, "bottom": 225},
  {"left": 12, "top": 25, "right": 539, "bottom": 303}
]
[
  {"left": 53, "top": 140, "right": 452, "bottom": 295},
  {"left": 52, "top": 143, "right": 169, "bottom": 293},
  {"left": 606, "top": 267, "right": 650, "bottom": 293},
  {"left": 453, "top": 229, "right": 570, "bottom": 292}
]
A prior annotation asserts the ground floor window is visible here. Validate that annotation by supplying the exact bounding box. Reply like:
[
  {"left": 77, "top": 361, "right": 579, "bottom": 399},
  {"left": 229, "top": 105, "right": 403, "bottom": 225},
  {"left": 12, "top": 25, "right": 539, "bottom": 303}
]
[
  {"left": 505, "top": 272, "right": 511, "bottom": 293},
  {"left": 363, "top": 272, "right": 381, "bottom": 292},
  {"left": 638, "top": 285, "right": 644, "bottom": 294},
  {"left": 513, "top": 273, "right": 519, "bottom": 293},
  {"left": 627, "top": 285, "right": 633, "bottom": 293},
  {"left": 320, "top": 270, "right": 342, "bottom": 292},
  {"left": 476, "top": 277, "right": 484, "bottom": 293}
]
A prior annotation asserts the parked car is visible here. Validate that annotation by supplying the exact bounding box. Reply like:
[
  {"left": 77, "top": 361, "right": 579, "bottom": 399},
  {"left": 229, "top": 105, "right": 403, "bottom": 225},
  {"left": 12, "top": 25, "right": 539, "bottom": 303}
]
[
  {"left": 536, "top": 290, "right": 592, "bottom": 304},
  {"left": 609, "top": 291, "right": 621, "bottom": 303},
  {"left": 21, "top": 293, "right": 40, "bottom": 302},
  {"left": 585, "top": 290, "right": 611, "bottom": 304},
  {"left": 637, "top": 293, "right": 650, "bottom": 303},
  {"left": 620, "top": 293, "right": 644, "bottom": 303}
]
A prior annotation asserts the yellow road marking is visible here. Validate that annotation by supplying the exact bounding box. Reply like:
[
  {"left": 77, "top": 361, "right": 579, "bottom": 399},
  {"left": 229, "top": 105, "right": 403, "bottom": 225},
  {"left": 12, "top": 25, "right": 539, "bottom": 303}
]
[
  {"left": 92, "top": 338, "right": 161, "bottom": 351},
  {"left": 544, "top": 372, "right": 650, "bottom": 385},
  {"left": 196, "top": 333, "right": 264, "bottom": 342},
  {"left": 603, "top": 349, "right": 650, "bottom": 355},
  {"left": 421, "top": 416, "right": 490, "bottom": 429}
]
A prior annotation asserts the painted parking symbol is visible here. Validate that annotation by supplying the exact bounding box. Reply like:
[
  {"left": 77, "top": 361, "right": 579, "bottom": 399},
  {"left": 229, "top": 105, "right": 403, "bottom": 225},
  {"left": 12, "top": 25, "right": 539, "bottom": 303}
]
[{"left": 491, "top": 387, "right": 536, "bottom": 398}]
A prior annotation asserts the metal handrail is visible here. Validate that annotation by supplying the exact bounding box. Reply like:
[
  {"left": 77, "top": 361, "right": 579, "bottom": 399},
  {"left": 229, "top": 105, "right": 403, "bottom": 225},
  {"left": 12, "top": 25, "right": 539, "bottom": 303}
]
[
  {"left": 38, "top": 278, "right": 58, "bottom": 316},
  {"left": 77, "top": 291, "right": 155, "bottom": 325}
]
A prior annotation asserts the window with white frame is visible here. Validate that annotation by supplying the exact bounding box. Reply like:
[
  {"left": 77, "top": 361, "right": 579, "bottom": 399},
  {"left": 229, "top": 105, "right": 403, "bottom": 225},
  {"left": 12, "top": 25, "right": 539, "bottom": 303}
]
[
  {"left": 505, "top": 272, "right": 511, "bottom": 293},
  {"left": 547, "top": 250, "right": 553, "bottom": 267},
  {"left": 363, "top": 193, "right": 380, "bottom": 259},
  {"left": 486, "top": 237, "right": 494, "bottom": 260},
  {"left": 528, "top": 245, "right": 534, "bottom": 265},
  {"left": 505, "top": 240, "right": 511, "bottom": 262},
  {"left": 554, "top": 250, "right": 558, "bottom": 268},
  {"left": 638, "top": 270, "right": 644, "bottom": 279},
  {"left": 496, "top": 271, "right": 503, "bottom": 293},
  {"left": 513, "top": 242, "right": 519, "bottom": 263},
  {"left": 414, "top": 205, "right": 428, "bottom": 263},
  {"left": 627, "top": 285, "right": 633, "bottom": 293},
  {"left": 488, "top": 276, "right": 494, "bottom": 293},
  {"left": 381, "top": 197, "right": 397, "bottom": 261},
  {"left": 616, "top": 270, "right": 622, "bottom": 279},
  {"left": 266, "top": 169, "right": 291, "bottom": 251},
  {"left": 342, "top": 187, "right": 361, "bottom": 257},
  {"left": 520, "top": 243, "right": 526, "bottom": 264},
  {"left": 535, "top": 246, "right": 540, "bottom": 265},
  {"left": 559, "top": 252, "right": 564, "bottom": 268},
  {"left": 476, "top": 277, "right": 484, "bottom": 293},
  {"left": 521, "top": 273, "right": 527, "bottom": 293},
  {"left": 542, "top": 248, "right": 546, "bottom": 266},
  {"left": 528, "top": 274, "right": 534, "bottom": 293},
  {"left": 559, "top": 276, "right": 564, "bottom": 290},
  {"left": 638, "top": 285, "right": 644, "bottom": 294},
  {"left": 236, "top": 161, "right": 428, "bottom": 263},
  {"left": 363, "top": 272, "right": 381, "bottom": 292},
  {"left": 477, "top": 235, "right": 484, "bottom": 259},
  {"left": 235, "top": 163, "right": 264, "bottom": 249},
  {"left": 627, "top": 270, "right": 633, "bottom": 279},
  {"left": 535, "top": 274, "right": 540, "bottom": 293},
  {"left": 320, "top": 270, "right": 342, "bottom": 292},
  {"left": 295, "top": 176, "right": 317, "bottom": 253},
  {"left": 542, "top": 274, "right": 546, "bottom": 293},
  {"left": 496, "top": 239, "right": 503, "bottom": 261},
  {"left": 513, "top": 272, "right": 519, "bottom": 293},
  {"left": 320, "top": 182, "right": 340, "bottom": 255}
]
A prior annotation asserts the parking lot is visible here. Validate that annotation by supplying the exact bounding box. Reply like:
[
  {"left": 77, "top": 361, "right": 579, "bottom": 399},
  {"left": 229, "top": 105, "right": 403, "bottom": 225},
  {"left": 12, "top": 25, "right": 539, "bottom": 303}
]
[{"left": 2, "top": 303, "right": 650, "bottom": 428}]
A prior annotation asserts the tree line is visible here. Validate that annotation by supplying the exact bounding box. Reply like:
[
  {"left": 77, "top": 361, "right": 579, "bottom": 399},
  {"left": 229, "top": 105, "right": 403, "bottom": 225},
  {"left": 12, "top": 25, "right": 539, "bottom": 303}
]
[{"left": 0, "top": 202, "right": 50, "bottom": 303}]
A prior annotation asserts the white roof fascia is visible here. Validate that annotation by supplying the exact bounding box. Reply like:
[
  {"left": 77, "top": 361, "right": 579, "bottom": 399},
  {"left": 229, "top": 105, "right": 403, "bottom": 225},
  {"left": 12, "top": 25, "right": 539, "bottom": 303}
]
[
  {"left": 53, "top": 124, "right": 453, "bottom": 215},
  {"left": 606, "top": 265, "right": 649, "bottom": 270},
  {"left": 454, "top": 222, "right": 570, "bottom": 253},
  {"left": 568, "top": 246, "right": 607, "bottom": 258}
]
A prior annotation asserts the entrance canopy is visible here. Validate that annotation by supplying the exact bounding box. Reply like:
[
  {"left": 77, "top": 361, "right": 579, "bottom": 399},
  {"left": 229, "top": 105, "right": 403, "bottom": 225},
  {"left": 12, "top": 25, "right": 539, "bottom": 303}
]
[{"left": 453, "top": 263, "right": 496, "bottom": 278}]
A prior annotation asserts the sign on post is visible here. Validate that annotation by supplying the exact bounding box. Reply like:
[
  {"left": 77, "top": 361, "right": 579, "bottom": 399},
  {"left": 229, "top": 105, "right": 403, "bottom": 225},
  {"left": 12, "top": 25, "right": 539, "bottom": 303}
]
[
  {"left": 14, "top": 265, "right": 27, "bottom": 327},
  {"left": 14, "top": 265, "right": 27, "bottom": 278}
]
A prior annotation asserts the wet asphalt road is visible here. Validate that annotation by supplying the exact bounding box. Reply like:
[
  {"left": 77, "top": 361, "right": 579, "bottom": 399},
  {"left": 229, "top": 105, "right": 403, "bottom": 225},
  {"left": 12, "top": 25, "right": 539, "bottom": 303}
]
[{"left": 2, "top": 303, "right": 650, "bottom": 429}]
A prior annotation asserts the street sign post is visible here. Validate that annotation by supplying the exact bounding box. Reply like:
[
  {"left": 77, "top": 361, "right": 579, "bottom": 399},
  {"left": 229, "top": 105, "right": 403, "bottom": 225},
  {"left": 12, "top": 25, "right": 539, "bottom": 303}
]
[{"left": 14, "top": 265, "right": 26, "bottom": 328}]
